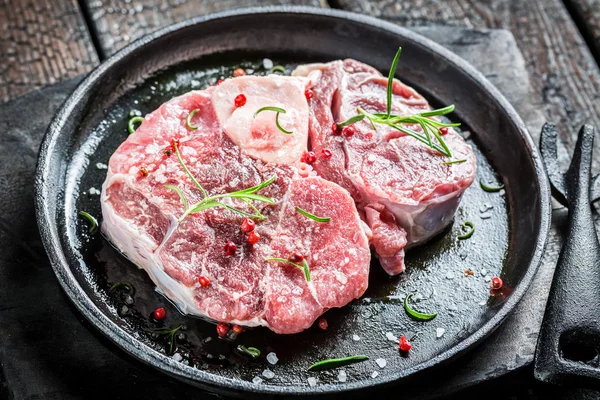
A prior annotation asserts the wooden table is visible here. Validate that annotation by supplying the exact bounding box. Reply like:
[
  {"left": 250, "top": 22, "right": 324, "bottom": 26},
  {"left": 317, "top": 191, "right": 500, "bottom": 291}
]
[{"left": 1, "top": 0, "right": 600, "bottom": 398}]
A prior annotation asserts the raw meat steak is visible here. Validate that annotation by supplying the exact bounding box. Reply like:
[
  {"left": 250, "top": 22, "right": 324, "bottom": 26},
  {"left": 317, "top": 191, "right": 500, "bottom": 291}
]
[
  {"left": 293, "top": 59, "right": 476, "bottom": 275},
  {"left": 101, "top": 78, "right": 371, "bottom": 334}
]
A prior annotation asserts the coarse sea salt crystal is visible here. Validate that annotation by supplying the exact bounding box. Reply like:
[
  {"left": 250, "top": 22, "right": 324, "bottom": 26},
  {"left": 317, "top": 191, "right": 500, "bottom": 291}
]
[
  {"left": 89, "top": 187, "right": 100, "bottom": 195},
  {"left": 376, "top": 358, "right": 387, "bottom": 369},
  {"left": 262, "top": 369, "right": 275, "bottom": 379},
  {"left": 263, "top": 58, "right": 274, "bottom": 69},
  {"left": 95, "top": 162, "right": 108, "bottom": 170},
  {"left": 266, "top": 352, "right": 279, "bottom": 365},
  {"left": 481, "top": 268, "right": 487, "bottom": 276},
  {"left": 386, "top": 332, "right": 398, "bottom": 342},
  {"left": 252, "top": 376, "right": 263, "bottom": 384},
  {"left": 352, "top": 334, "right": 360, "bottom": 341},
  {"left": 308, "top": 377, "right": 318, "bottom": 387},
  {"left": 436, "top": 328, "right": 446, "bottom": 338},
  {"left": 371, "top": 371, "right": 379, "bottom": 379},
  {"left": 338, "top": 369, "right": 347, "bottom": 383},
  {"left": 172, "top": 353, "right": 182, "bottom": 362}
]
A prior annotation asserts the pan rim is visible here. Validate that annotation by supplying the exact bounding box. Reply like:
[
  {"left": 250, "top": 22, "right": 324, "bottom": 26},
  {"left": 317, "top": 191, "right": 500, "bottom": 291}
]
[{"left": 35, "top": 5, "right": 552, "bottom": 396}]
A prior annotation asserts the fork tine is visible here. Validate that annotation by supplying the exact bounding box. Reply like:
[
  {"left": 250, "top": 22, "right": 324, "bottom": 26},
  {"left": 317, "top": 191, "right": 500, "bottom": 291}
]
[{"left": 539, "top": 123, "right": 568, "bottom": 206}]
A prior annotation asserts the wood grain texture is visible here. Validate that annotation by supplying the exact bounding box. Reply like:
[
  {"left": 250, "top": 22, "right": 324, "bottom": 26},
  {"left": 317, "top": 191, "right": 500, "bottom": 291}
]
[
  {"left": 84, "top": 0, "right": 327, "bottom": 57},
  {"left": 566, "top": 0, "right": 600, "bottom": 59},
  {"left": 334, "top": 0, "right": 600, "bottom": 156},
  {"left": 0, "top": 0, "right": 98, "bottom": 102}
]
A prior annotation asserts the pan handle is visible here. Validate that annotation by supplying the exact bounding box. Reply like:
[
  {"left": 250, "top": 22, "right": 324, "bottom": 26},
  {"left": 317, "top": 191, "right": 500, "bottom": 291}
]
[{"left": 534, "top": 124, "right": 600, "bottom": 387}]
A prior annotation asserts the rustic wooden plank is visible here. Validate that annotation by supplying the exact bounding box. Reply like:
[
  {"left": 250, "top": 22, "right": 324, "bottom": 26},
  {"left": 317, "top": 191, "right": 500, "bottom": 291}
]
[
  {"left": 84, "top": 0, "right": 328, "bottom": 57},
  {"left": 565, "top": 0, "right": 600, "bottom": 60},
  {"left": 0, "top": 0, "right": 99, "bottom": 102},
  {"left": 334, "top": 0, "right": 600, "bottom": 158}
]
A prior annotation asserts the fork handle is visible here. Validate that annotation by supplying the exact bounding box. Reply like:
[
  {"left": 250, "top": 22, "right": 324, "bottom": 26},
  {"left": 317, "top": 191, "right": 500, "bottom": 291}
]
[{"left": 534, "top": 124, "right": 600, "bottom": 387}]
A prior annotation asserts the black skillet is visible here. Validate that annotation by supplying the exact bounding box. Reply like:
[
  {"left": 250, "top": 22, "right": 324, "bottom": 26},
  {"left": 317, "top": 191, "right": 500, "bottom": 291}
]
[{"left": 35, "top": 6, "right": 551, "bottom": 398}]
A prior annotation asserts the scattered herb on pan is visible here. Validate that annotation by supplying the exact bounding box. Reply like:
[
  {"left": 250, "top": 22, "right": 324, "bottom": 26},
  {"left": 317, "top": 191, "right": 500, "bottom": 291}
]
[
  {"left": 404, "top": 293, "right": 437, "bottom": 321},
  {"left": 308, "top": 355, "right": 369, "bottom": 371},
  {"left": 296, "top": 206, "right": 331, "bottom": 222},
  {"left": 166, "top": 141, "right": 276, "bottom": 222},
  {"left": 335, "top": 47, "right": 459, "bottom": 157},
  {"left": 443, "top": 159, "right": 467, "bottom": 165},
  {"left": 480, "top": 179, "right": 505, "bottom": 192},
  {"left": 265, "top": 257, "right": 311, "bottom": 282},
  {"left": 186, "top": 109, "right": 200, "bottom": 130},
  {"left": 253, "top": 106, "right": 293, "bottom": 134},
  {"left": 269, "top": 65, "right": 286, "bottom": 74},
  {"left": 238, "top": 345, "right": 261, "bottom": 358},
  {"left": 128, "top": 116, "right": 144, "bottom": 134},
  {"left": 108, "top": 281, "right": 135, "bottom": 295},
  {"left": 458, "top": 221, "right": 474, "bottom": 240},
  {"left": 147, "top": 324, "right": 187, "bottom": 355},
  {"left": 78, "top": 211, "right": 98, "bottom": 233}
]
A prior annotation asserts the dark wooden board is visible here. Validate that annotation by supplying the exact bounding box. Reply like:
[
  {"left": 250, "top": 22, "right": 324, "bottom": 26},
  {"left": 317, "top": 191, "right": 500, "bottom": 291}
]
[
  {"left": 82, "top": 0, "right": 327, "bottom": 57},
  {"left": 565, "top": 0, "right": 600, "bottom": 60},
  {"left": 0, "top": 0, "right": 98, "bottom": 102},
  {"left": 333, "top": 0, "right": 600, "bottom": 164}
]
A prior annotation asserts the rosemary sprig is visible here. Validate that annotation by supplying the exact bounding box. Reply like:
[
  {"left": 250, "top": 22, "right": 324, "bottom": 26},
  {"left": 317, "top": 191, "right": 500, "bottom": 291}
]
[
  {"left": 269, "top": 65, "right": 286, "bottom": 74},
  {"left": 186, "top": 109, "right": 200, "bottom": 130},
  {"left": 404, "top": 293, "right": 438, "bottom": 321},
  {"left": 108, "top": 282, "right": 135, "bottom": 295},
  {"left": 386, "top": 47, "right": 403, "bottom": 118},
  {"left": 254, "top": 106, "right": 293, "bottom": 134},
  {"left": 265, "top": 257, "right": 311, "bottom": 282},
  {"left": 308, "top": 355, "right": 369, "bottom": 371},
  {"left": 295, "top": 206, "right": 331, "bottom": 223},
  {"left": 458, "top": 221, "right": 475, "bottom": 240},
  {"left": 78, "top": 211, "right": 98, "bottom": 233},
  {"left": 147, "top": 324, "right": 186, "bottom": 355},
  {"left": 128, "top": 116, "right": 144, "bottom": 134},
  {"left": 480, "top": 179, "right": 505, "bottom": 192},
  {"left": 443, "top": 159, "right": 467, "bottom": 165},
  {"left": 166, "top": 141, "right": 276, "bottom": 222},
  {"left": 237, "top": 345, "right": 261, "bottom": 358}
]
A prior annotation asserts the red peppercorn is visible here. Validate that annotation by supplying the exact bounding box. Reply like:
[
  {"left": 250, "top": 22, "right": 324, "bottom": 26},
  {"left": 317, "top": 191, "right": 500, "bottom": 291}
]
[
  {"left": 439, "top": 127, "right": 449, "bottom": 135},
  {"left": 233, "top": 68, "right": 246, "bottom": 77},
  {"left": 153, "top": 307, "right": 166, "bottom": 320},
  {"left": 490, "top": 276, "right": 503, "bottom": 290},
  {"left": 365, "top": 132, "right": 373, "bottom": 139},
  {"left": 301, "top": 151, "right": 317, "bottom": 164},
  {"left": 234, "top": 94, "right": 246, "bottom": 107},
  {"left": 248, "top": 231, "right": 260, "bottom": 245},
  {"left": 318, "top": 318, "right": 328, "bottom": 331},
  {"left": 138, "top": 167, "right": 149, "bottom": 177},
  {"left": 342, "top": 125, "right": 355, "bottom": 137},
  {"left": 304, "top": 89, "right": 314, "bottom": 99},
  {"left": 232, "top": 325, "right": 244, "bottom": 334},
  {"left": 399, "top": 336, "right": 412, "bottom": 352},
  {"left": 216, "top": 323, "right": 230, "bottom": 338},
  {"left": 331, "top": 122, "right": 341, "bottom": 135},
  {"left": 223, "top": 241, "right": 237, "bottom": 256},
  {"left": 321, "top": 149, "right": 332, "bottom": 159},
  {"left": 289, "top": 252, "right": 304, "bottom": 263},
  {"left": 198, "top": 275, "right": 211, "bottom": 288},
  {"left": 241, "top": 218, "right": 255, "bottom": 233},
  {"left": 216, "top": 79, "right": 224, "bottom": 85}
]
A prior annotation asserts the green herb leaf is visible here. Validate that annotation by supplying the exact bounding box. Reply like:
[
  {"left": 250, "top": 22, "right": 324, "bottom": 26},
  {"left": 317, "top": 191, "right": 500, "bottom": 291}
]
[
  {"left": 236, "top": 175, "right": 277, "bottom": 194},
  {"left": 337, "top": 114, "right": 366, "bottom": 127},
  {"left": 254, "top": 106, "right": 293, "bottom": 134},
  {"left": 404, "top": 293, "right": 437, "bottom": 321},
  {"left": 480, "top": 179, "right": 505, "bottom": 192},
  {"left": 265, "top": 258, "right": 311, "bottom": 282},
  {"left": 128, "top": 116, "right": 144, "bottom": 134},
  {"left": 443, "top": 159, "right": 467, "bottom": 165},
  {"left": 78, "top": 211, "right": 98, "bottom": 234},
  {"left": 164, "top": 185, "right": 188, "bottom": 211},
  {"left": 269, "top": 65, "right": 286, "bottom": 74},
  {"left": 186, "top": 109, "right": 200, "bottom": 130},
  {"left": 174, "top": 141, "right": 207, "bottom": 198},
  {"left": 108, "top": 282, "right": 135, "bottom": 295},
  {"left": 295, "top": 206, "right": 331, "bottom": 223},
  {"left": 458, "top": 221, "right": 474, "bottom": 240},
  {"left": 238, "top": 345, "right": 261, "bottom": 358},
  {"left": 308, "top": 355, "right": 369, "bottom": 371},
  {"left": 386, "top": 47, "right": 403, "bottom": 118}
]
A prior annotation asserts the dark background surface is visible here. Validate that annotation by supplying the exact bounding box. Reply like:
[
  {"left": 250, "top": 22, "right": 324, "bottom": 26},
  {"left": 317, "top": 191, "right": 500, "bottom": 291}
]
[{"left": 1, "top": 0, "right": 600, "bottom": 399}]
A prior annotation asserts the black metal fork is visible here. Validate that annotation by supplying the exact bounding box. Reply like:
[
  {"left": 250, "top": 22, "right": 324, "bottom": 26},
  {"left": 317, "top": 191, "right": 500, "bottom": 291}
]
[{"left": 535, "top": 123, "right": 600, "bottom": 387}]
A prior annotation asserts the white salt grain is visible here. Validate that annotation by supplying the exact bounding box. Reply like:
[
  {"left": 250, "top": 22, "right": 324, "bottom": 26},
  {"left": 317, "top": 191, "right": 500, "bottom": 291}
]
[
  {"left": 375, "top": 358, "right": 387, "bottom": 369},
  {"left": 88, "top": 187, "right": 100, "bottom": 195},
  {"left": 352, "top": 334, "right": 360, "bottom": 341},
  {"left": 371, "top": 371, "right": 379, "bottom": 379},
  {"left": 172, "top": 353, "right": 182, "bottom": 362},
  {"left": 480, "top": 212, "right": 492, "bottom": 219},
  {"left": 386, "top": 332, "right": 398, "bottom": 342},
  {"left": 266, "top": 352, "right": 279, "bottom": 365},
  {"left": 262, "top": 369, "right": 275, "bottom": 379},
  {"left": 308, "top": 377, "right": 318, "bottom": 387},
  {"left": 436, "top": 328, "right": 446, "bottom": 338},
  {"left": 480, "top": 268, "right": 487, "bottom": 276},
  {"left": 337, "top": 369, "right": 347, "bottom": 383},
  {"left": 252, "top": 376, "right": 263, "bottom": 384},
  {"left": 263, "top": 58, "right": 274, "bottom": 69},
  {"left": 95, "top": 162, "right": 108, "bottom": 170}
]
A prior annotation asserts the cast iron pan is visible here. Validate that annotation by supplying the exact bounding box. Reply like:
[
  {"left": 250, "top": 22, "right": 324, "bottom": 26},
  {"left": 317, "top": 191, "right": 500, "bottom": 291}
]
[{"left": 35, "top": 6, "right": 551, "bottom": 398}]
